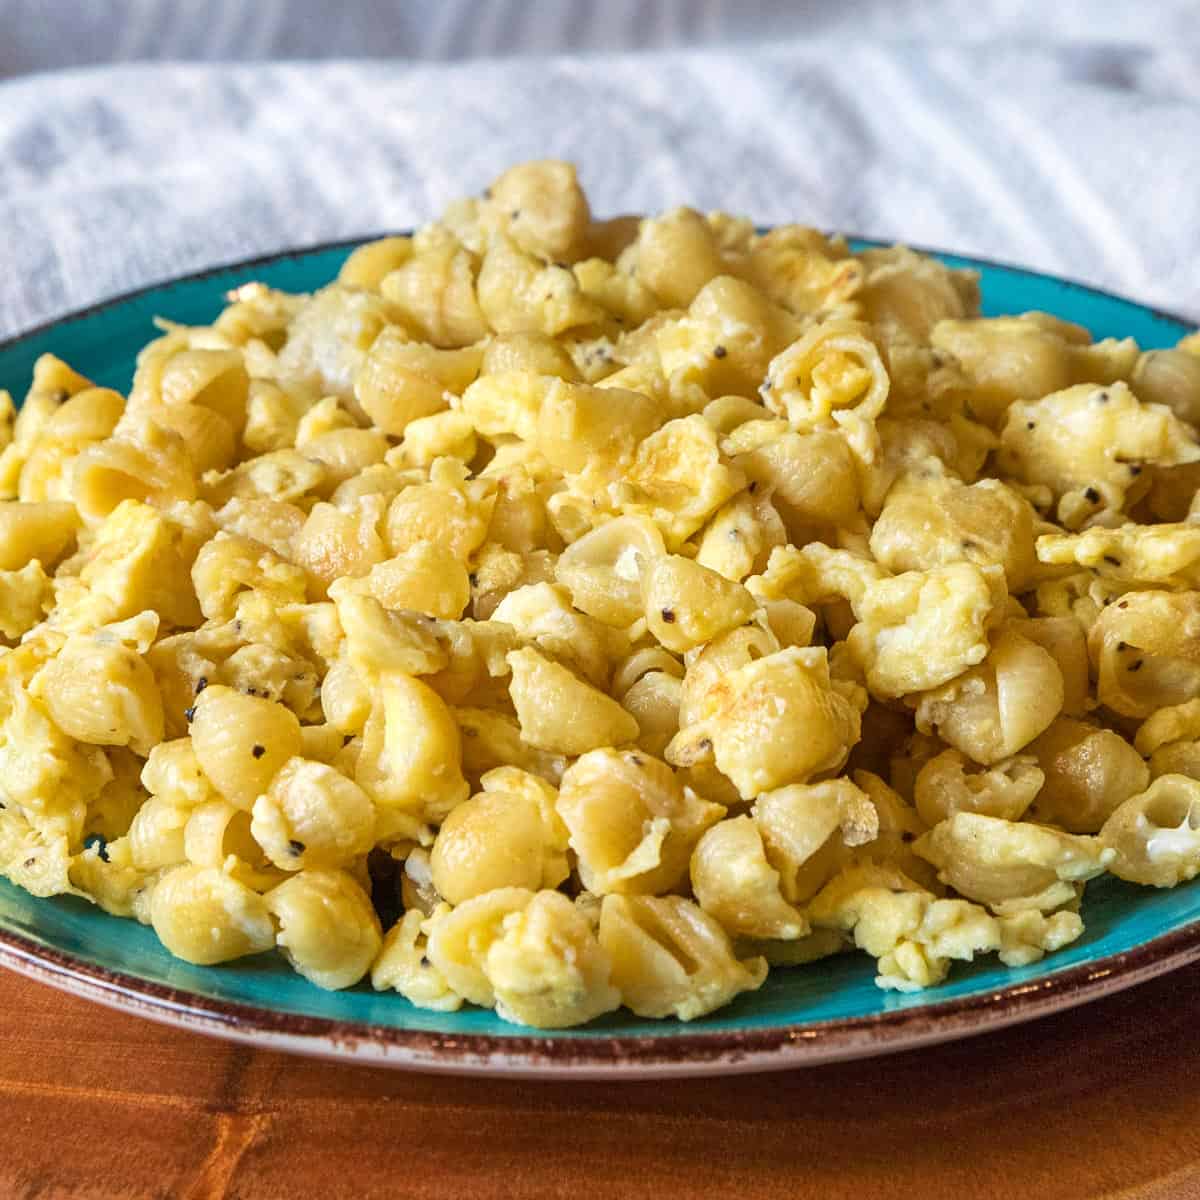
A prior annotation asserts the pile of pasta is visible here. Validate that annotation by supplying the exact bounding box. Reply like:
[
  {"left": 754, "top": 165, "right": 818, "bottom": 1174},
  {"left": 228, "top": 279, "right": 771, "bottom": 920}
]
[{"left": 3, "top": 161, "right": 1200, "bottom": 1028}]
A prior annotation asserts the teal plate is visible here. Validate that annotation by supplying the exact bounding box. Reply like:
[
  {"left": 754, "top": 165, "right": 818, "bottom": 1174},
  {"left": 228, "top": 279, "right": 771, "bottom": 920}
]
[{"left": 1, "top": 240, "right": 1198, "bottom": 1078}]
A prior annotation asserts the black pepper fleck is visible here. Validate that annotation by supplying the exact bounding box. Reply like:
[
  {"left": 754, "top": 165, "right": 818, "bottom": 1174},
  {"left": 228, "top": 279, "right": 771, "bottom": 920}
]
[
  {"left": 699, "top": 737, "right": 713, "bottom": 752},
  {"left": 748, "top": 481, "right": 759, "bottom": 493},
  {"left": 660, "top": 608, "right": 676, "bottom": 624},
  {"left": 468, "top": 573, "right": 478, "bottom": 587},
  {"left": 195, "top": 676, "right": 208, "bottom": 694},
  {"left": 183, "top": 705, "right": 196, "bottom": 723},
  {"left": 1084, "top": 487, "right": 1100, "bottom": 504},
  {"left": 288, "top": 839, "right": 306, "bottom": 856},
  {"left": 1129, "top": 659, "right": 1144, "bottom": 672},
  {"left": 1096, "top": 390, "right": 1110, "bottom": 404},
  {"left": 1118, "top": 601, "right": 1129, "bottom": 610},
  {"left": 251, "top": 744, "right": 266, "bottom": 759},
  {"left": 23, "top": 857, "right": 36, "bottom": 869},
  {"left": 713, "top": 345, "right": 728, "bottom": 359},
  {"left": 420, "top": 955, "right": 431, "bottom": 968},
  {"left": 1117, "top": 641, "right": 1129, "bottom": 651},
  {"left": 83, "top": 834, "right": 110, "bottom": 863},
  {"left": 1026, "top": 421, "right": 1036, "bottom": 431},
  {"left": 510, "top": 208, "right": 521, "bottom": 220},
  {"left": 1129, "top": 464, "right": 1142, "bottom": 476},
  {"left": 1103, "top": 554, "right": 1121, "bottom": 566}
]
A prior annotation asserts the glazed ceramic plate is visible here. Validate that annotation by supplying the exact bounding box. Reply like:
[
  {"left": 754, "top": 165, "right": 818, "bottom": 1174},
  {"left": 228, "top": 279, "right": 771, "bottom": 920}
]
[{"left": 1, "top": 240, "right": 1198, "bottom": 1079}]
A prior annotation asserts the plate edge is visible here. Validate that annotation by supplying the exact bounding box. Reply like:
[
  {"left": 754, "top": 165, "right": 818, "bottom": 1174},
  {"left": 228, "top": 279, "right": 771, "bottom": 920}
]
[
  {"left": 0, "top": 233, "right": 1193, "bottom": 356},
  {"left": 2, "top": 916, "right": 1200, "bottom": 1077}
]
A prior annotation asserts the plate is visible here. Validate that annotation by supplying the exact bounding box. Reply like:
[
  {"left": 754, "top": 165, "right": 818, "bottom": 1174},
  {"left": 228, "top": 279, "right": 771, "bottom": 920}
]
[{"left": 1, "top": 240, "right": 1198, "bottom": 1079}]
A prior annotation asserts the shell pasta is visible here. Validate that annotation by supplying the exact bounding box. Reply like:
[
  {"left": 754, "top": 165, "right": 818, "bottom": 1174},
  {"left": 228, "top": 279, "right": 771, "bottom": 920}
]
[{"left": 3, "top": 159, "right": 1200, "bottom": 1027}]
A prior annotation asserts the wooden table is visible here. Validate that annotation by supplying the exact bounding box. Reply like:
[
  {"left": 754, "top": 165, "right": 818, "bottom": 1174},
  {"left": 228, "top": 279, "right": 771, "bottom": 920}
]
[{"left": 1, "top": 966, "right": 1198, "bottom": 1199}]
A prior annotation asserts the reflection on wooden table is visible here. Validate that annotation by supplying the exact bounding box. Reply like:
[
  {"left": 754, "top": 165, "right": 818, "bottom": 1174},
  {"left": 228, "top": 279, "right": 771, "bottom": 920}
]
[{"left": 0, "top": 964, "right": 1197, "bottom": 1199}]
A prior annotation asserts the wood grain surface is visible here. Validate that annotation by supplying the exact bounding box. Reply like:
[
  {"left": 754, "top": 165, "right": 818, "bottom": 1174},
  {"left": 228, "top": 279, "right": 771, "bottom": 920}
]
[{"left": 1, "top": 966, "right": 1199, "bottom": 1199}]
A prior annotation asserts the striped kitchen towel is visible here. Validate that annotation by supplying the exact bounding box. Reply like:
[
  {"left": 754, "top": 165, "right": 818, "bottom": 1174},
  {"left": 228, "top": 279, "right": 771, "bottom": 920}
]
[{"left": 1, "top": 33, "right": 1198, "bottom": 337}]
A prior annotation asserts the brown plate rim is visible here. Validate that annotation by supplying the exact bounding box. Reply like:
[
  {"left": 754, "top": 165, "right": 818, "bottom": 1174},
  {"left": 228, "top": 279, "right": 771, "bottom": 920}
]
[{"left": 2, "top": 915, "right": 1200, "bottom": 1074}]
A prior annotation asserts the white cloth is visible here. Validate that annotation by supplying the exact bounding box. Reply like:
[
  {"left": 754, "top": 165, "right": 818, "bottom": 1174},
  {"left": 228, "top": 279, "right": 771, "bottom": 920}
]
[
  {"left": 4, "top": 1, "right": 1199, "bottom": 72},
  {"left": 2, "top": 28, "right": 1199, "bottom": 339}
]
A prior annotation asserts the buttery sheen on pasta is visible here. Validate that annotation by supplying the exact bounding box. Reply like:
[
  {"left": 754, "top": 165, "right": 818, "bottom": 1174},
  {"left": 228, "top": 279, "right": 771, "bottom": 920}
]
[{"left": 3, "top": 161, "right": 1200, "bottom": 1028}]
